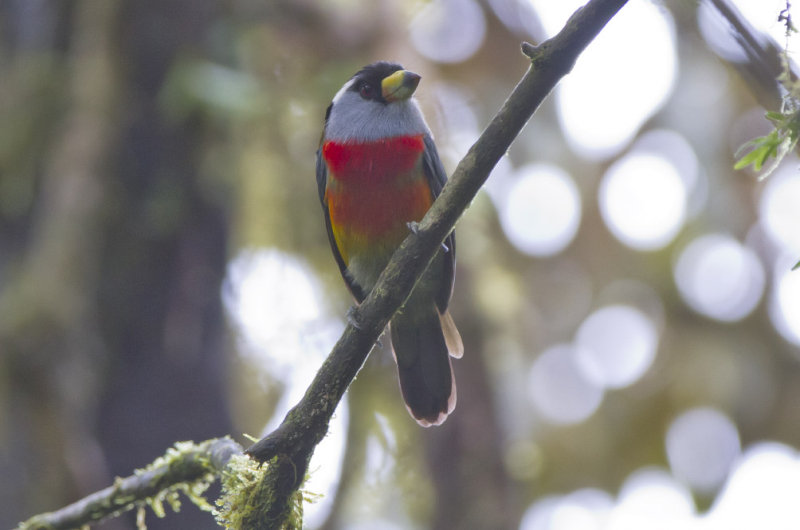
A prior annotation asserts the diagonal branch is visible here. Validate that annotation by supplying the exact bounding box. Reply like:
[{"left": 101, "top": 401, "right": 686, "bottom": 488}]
[{"left": 243, "top": 0, "right": 629, "bottom": 525}]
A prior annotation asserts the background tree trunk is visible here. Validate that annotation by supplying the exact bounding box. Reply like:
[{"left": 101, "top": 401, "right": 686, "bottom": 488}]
[{"left": 0, "top": 1, "right": 232, "bottom": 528}]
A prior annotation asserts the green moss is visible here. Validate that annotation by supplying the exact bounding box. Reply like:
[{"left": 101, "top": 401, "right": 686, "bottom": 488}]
[
  {"left": 16, "top": 440, "right": 224, "bottom": 530},
  {"left": 137, "top": 441, "right": 217, "bottom": 526},
  {"left": 214, "top": 454, "right": 319, "bottom": 530}
]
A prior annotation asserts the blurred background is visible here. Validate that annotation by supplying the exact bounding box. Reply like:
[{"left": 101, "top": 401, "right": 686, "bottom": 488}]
[{"left": 2, "top": 0, "right": 799, "bottom": 528}]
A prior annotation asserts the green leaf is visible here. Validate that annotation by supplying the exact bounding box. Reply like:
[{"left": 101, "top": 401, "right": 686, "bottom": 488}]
[
  {"left": 766, "top": 110, "right": 786, "bottom": 123},
  {"left": 734, "top": 146, "right": 764, "bottom": 170},
  {"left": 734, "top": 124, "right": 797, "bottom": 178},
  {"left": 734, "top": 139, "right": 777, "bottom": 171},
  {"left": 793, "top": 260, "right": 800, "bottom": 271},
  {"left": 759, "top": 134, "right": 798, "bottom": 180}
]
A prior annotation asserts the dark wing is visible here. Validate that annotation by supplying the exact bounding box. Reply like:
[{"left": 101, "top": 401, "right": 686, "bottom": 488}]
[
  {"left": 421, "top": 133, "right": 456, "bottom": 313},
  {"left": 316, "top": 146, "right": 368, "bottom": 303}
]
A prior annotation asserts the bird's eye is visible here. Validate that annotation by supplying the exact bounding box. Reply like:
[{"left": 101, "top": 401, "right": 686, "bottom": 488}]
[{"left": 359, "top": 83, "right": 373, "bottom": 99}]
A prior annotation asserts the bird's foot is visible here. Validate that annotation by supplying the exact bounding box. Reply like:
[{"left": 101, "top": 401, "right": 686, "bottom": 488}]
[
  {"left": 406, "top": 221, "right": 449, "bottom": 252},
  {"left": 346, "top": 306, "right": 362, "bottom": 329}
]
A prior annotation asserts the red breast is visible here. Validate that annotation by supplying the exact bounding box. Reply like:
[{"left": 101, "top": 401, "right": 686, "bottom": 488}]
[{"left": 323, "top": 135, "right": 433, "bottom": 250}]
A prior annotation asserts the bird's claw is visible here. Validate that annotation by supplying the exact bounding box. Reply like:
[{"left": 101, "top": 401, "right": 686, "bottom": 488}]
[
  {"left": 346, "top": 306, "right": 362, "bottom": 329},
  {"left": 406, "top": 221, "right": 449, "bottom": 252}
]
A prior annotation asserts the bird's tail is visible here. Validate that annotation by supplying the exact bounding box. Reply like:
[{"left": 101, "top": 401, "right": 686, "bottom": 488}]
[{"left": 390, "top": 306, "right": 461, "bottom": 426}]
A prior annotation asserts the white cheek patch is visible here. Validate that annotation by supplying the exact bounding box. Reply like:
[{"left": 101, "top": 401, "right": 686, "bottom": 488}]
[{"left": 332, "top": 79, "right": 356, "bottom": 105}]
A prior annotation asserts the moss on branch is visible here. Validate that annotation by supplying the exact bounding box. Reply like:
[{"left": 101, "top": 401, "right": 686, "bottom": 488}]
[{"left": 17, "top": 438, "right": 242, "bottom": 530}]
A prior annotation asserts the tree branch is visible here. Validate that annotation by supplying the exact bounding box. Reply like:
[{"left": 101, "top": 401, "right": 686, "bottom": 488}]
[
  {"left": 708, "top": 0, "right": 791, "bottom": 109},
  {"left": 17, "top": 438, "right": 242, "bottom": 530},
  {"left": 243, "top": 0, "right": 629, "bottom": 525}
]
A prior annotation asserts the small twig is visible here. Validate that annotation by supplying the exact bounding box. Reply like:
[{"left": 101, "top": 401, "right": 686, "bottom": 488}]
[{"left": 709, "top": 0, "right": 793, "bottom": 108}]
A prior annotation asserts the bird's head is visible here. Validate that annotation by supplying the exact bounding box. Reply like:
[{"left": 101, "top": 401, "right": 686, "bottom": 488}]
[{"left": 323, "top": 61, "right": 430, "bottom": 143}]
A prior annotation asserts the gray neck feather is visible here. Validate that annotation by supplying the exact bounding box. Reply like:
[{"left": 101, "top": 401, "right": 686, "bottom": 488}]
[{"left": 325, "top": 86, "right": 431, "bottom": 142}]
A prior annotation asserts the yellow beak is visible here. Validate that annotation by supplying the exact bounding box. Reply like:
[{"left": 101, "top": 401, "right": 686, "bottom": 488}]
[{"left": 381, "top": 70, "right": 421, "bottom": 102}]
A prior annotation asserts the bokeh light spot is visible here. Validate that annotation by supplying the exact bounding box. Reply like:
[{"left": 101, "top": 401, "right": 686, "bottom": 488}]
[
  {"left": 632, "top": 129, "right": 700, "bottom": 192},
  {"left": 519, "top": 496, "right": 562, "bottom": 530},
  {"left": 666, "top": 407, "right": 741, "bottom": 493},
  {"left": 224, "top": 249, "right": 325, "bottom": 367},
  {"left": 528, "top": 344, "right": 604, "bottom": 424},
  {"left": 500, "top": 164, "right": 582, "bottom": 257},
  {"left": 519, "top": 489, "right": 613, "bottom": 530},
  {"left": 707, "top": 443, "right": 800, "bottom": 530},
  {"left": 410, "top": 0, "right": 486, "bottom": 64},
  {"left": 526, "top": 0, "right": 585, "bottom": 37},
  {"left": 630, "top": 129, "right": 707, "bottom": 218},
  {"left": 554, "top": 1, "right": 676, "bottom": 158},
  {"left": 599, "top": 153, "right": 687, "bottom": 250},
  {"left": 759, "top": 167, "right": 800, "bottom": 255},
  {"left": 770, "top": 256, "right": 800, "bottom": 347},
  {"left": 575, "top": 305, "right": 659, "bottom": 389},
  {"left": 674, "top": 234, "right": 765, "bottom": 322},
  {"left": 520, "top": 443, "right": 800, "bottom": 530},
  {"left": 608, "top": 468, "right": 696, "bottom": 530}
]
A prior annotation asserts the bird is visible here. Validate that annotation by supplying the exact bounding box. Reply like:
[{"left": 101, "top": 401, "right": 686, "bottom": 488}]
[{"left": 316, "top": 61, "right": 463, "bottom": 426}]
